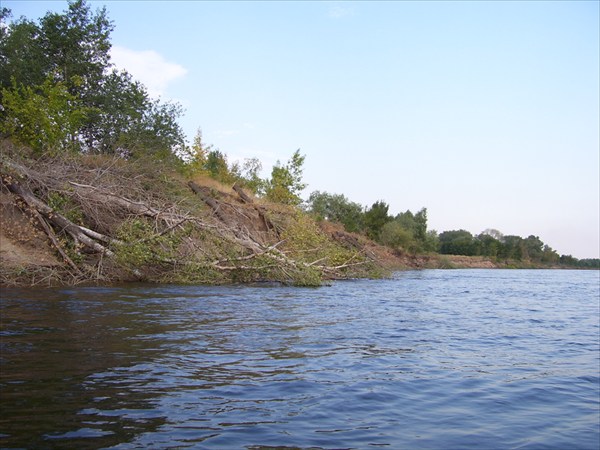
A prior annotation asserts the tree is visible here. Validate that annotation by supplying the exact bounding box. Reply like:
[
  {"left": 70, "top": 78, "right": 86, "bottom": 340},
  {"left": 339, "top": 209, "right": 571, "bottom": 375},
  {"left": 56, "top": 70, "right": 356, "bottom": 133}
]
[
  {"left": 414, "top": 208, "right": 428, "bottom": 242},
  {"left": 498, "top": 235, "right": 524, "bottom": 260},
  {"left": 477, "top": 232, "right": 501, "bottom": 259},
  {"left": 239, "top": 157, "right": 265, "bottom": 194},
  {"left": 204, "top": 149, "right": 230, "bottom": 182},
  {"left": 0, "top": 13, "right": 46, "bottom": 91},
  {"left": 523, "top": 235, "right": 544, "bottom": 262},
  {"left": 0, "top": 75, "right": 87, "bottom": 153},
  {"left": 265, "top": 150, "right": 307, "bottom": 205},
  {"left": 37, "top": 0, "right": 113, "bottom": 96},
  {"left": 380, "top": 220, "right": 414, "bottom": 252},
  {"left": 438, "top": 229, "right": 477, "bottom": 256},
  {"left": 1, "top": 1, "right": 185, "bottom": 156},
  {"left": 307, "top": 191, "right": 364, "bottom": 232},
  {"left": 364, "top": 200, "right": 391, "bottom": 241}
]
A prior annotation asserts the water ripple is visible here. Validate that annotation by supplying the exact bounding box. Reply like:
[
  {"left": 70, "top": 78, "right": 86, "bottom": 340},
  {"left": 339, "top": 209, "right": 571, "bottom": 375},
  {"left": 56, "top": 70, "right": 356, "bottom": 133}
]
[{"left": 1, "top": 270, "right": 598, "bottom": 449}]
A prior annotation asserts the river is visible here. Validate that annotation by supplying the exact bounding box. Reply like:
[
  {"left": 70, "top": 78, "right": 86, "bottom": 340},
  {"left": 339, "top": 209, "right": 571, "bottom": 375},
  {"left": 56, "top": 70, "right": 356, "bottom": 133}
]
[{"left": 1, "top": 269, "right": 599, "bottom": 449}]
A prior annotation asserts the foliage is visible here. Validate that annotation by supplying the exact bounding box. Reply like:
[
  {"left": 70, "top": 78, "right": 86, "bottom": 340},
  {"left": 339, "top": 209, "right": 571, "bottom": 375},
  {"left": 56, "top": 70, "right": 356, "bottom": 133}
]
[
  {"left": 239, "top": 157, "right": 265, "bottom": 194},
  {"left": 279, "top": 212, "right": 369, "bottom": 285},
  {"left": 113, "top": 218, "right": 179, "bottom": 272},
  {"left": 379, "top": 220, "right": 414, "bottom": 252},
  {"left": 307, "top": 190, "right": 364, "bottom": 232},
  {"left": 0, "top": 0, "right": 185, "bottom": 156},
  {"left": 265, "top": 150, "right": 306, "bottom": 205},
  {"left": 363, "top": 200, "right": 391, "bottom": 240},
  {"left": 439, "top": 229, "right": 478, "bottom": 256},
  {"left": 0, "top": 75, "right": 87, "bottom": 153},
  {"left": 438, "top": 228, "right": 569, "bottom": 266}
]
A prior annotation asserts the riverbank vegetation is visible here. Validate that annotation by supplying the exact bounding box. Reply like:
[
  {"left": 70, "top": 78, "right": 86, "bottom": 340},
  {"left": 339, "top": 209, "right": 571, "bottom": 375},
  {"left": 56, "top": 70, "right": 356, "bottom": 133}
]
[{"left": 1, "top": 1, "right": 597, "bottom": 287}]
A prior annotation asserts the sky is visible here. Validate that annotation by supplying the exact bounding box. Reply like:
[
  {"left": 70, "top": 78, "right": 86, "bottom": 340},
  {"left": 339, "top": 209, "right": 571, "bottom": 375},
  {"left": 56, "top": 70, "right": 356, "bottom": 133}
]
[{"left": 4, "top": 1, "right": 600, "bottom": 259}]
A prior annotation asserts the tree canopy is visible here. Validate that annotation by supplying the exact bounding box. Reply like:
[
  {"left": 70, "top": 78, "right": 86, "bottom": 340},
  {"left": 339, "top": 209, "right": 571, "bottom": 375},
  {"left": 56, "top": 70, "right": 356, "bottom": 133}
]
[{"left": 0, "top": 0, "right": 185, "bottom": 156}]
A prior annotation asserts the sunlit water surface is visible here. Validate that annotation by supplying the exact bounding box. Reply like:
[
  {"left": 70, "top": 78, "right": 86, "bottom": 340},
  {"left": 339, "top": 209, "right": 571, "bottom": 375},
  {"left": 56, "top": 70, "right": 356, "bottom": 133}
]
[{"left": 1, "top": 269, "right": 599, "bottom": 449}]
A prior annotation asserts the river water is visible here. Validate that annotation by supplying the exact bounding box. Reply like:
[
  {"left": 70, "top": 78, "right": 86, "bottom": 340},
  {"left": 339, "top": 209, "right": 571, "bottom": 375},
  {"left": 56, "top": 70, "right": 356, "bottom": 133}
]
[{"left": 0, "top": 269, "right": 598, "bottom": 449}]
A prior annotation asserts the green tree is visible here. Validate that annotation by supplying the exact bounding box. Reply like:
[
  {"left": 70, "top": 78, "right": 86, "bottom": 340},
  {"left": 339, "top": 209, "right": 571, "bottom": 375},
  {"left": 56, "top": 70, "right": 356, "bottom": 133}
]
[
  {"left": 0, "top": 12, "right": 46, "bottom": 91},
  {"left": 307, "top": 191, "right": 365, "bottom": 232},
  {"left": 37, "top": 0, "right": 112, "bottom": 90},
  {"left": 477, "top": 232, "right": 501, "bottom": 259},
  {"left": 181, "top": 128, "right": 209, "bottom": 175},
  {"left": 541, "top": 244, "right": 559, "bottom": 264},
  {"left": 380, "top": 220, "right": 414, "bottom": 252},
  {"left": 265, "top": 150, "right": 307, "bottom": 205},
  {"left": 204, "top": 149, "right": 230, "bottom": 182},
  {"left": 1, "top": 1, "right": 185, "bottom": 156},
  {"left": 439, "top": 229, "right": 477, "bottom": 256},
  {"left": 414, "top": 208, "right": 428, "bottom": 242},
  {"left": 498, "top": 235, "right": 524, "bottom": 260},
  {"left": 523, "top": 235, "right": 544, "bottom": 262},
  {"left": 239, "top": 157, "right": 265, "bottom": 194},
  {"left": 364, "top": 200, "right": 391, "bottom": 241},
  {"left": 0, "top": 75, "right": 87, "bottom": 153}
]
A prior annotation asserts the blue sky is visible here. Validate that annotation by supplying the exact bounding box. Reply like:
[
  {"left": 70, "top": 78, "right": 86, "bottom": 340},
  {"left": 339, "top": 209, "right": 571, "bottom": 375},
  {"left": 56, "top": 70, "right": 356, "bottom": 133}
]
[{"left": 4, "top": 1, "right": 599, "bottom": 258}]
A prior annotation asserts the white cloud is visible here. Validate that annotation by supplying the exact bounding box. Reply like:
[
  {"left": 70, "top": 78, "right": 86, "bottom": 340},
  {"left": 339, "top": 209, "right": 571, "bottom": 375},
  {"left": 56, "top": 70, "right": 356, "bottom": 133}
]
[
  {"left": 110, "top": 45, "right": 187, "bottom": 98},
  {"left": 215, "top": 122, "right": 256, "bottom": 138},
  {"left": 327, "top": 4, "right": 355, "bottom": 19}
]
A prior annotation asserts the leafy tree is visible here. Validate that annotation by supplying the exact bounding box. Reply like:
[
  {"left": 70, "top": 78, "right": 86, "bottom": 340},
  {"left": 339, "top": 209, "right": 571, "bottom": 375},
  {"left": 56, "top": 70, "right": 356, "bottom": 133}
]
[
  {"left": 0, "top": 13, "right": 46, "bottom": 91},
  {"left": 380, "top": 220, "right": 414, "bottom": 252},
  {"left": 393, "top": 207, "right": 429, "bottom": 250},
  {"left": 37, "top": 0, "right": 112, "bottom": 91},
  {"left": 307, "top": 191, "right": 364, "bottom": 232},
  {"left": 204, "top": 149, "right": 230, "bottom": 182},
  {"left": 181, "top": 128, "right": 209, "bottom": 175},
  {"left": 0, "top": 75, "right": 87, "bottom": 153},
  {"left": 423, "top": 229, "right": 440, "bottom": 252},
  {"left": 439, "top": 229, "right": 477, "bottom": 256},
  {"left": 498, "top": 235, "right": 524, "bottom": 260},
  {"left": 364, "top": 200, "right": 391, "bottom": 240},
  {"left": 414, "top": 208, "right": 428, "bottom": 242},
  {"left": 265, "top": 150, "right": 307, "bottom": 205},
  {"left": 541, "top": 244, "right": 559, "bottom": 264},
  {"left": 523, "top": 235, "right": 544, "bottom": 262},
  {"left": 239, "top": 157, "right": 265, "bottom": 194},
  {"left": 1, "top": 1, "right": 185, "bottom": 156},
  {"left": 477, "top": 232, "right": 501, "bottom": 259}
]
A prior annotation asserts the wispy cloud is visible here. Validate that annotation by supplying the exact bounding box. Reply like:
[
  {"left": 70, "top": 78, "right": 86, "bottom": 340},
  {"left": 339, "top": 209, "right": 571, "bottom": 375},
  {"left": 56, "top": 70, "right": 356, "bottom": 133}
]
[
  {"left": 327, "top": 3, "right": 355, "bottom": 19},
  {"left": 215, "top": 123, "right": 256, "bottom": 139},
  {"left": 110, "top": 46, "right": 187, "bottom": 98}
]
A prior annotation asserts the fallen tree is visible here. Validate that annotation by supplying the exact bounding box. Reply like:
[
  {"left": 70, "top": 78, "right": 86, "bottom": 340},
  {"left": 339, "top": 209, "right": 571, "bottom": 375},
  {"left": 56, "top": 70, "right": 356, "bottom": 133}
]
[{"left": 1, "top": 152, "right": 381, "bottom": 286}]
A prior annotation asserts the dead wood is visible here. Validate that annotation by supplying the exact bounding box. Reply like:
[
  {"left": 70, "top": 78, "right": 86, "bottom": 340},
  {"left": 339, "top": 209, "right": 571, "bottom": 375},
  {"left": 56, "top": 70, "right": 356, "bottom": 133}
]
[
  {"left": 1, "top": 173, "right": 114, "bottom": 257},
  {"left": 29, "top": 208, "right": 82, "bottom": 274},
  {"left": 232, "top": 182, "right": 278, "bottom": 236},
  {"left": 232, "top": 182, "right": 254, "bottom": 204}
]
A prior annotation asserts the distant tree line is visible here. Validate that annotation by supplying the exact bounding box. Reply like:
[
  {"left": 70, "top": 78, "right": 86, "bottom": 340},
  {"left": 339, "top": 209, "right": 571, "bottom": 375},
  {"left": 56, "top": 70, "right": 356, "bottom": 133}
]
[
  {"left": 306, "top": 192, "right": 437, "bottom": 254},
  {"left": 305, "top": 193, "right": 598, "bottom": 268}
]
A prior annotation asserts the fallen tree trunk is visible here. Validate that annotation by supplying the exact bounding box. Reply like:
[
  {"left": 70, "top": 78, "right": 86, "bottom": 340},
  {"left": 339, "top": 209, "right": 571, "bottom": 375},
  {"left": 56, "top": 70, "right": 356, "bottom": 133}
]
[
  {"left": 188, "top": 180, "right": 264, "bottom": 253},
  {"left": 1, "top": 174, "right": 115, "bottom": 257},
  {"left": 187, "top": 181, "right": 229, "bottom": 223},
  {"left": 232, "top": 182, "right": 278, "bottom": 235}
]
